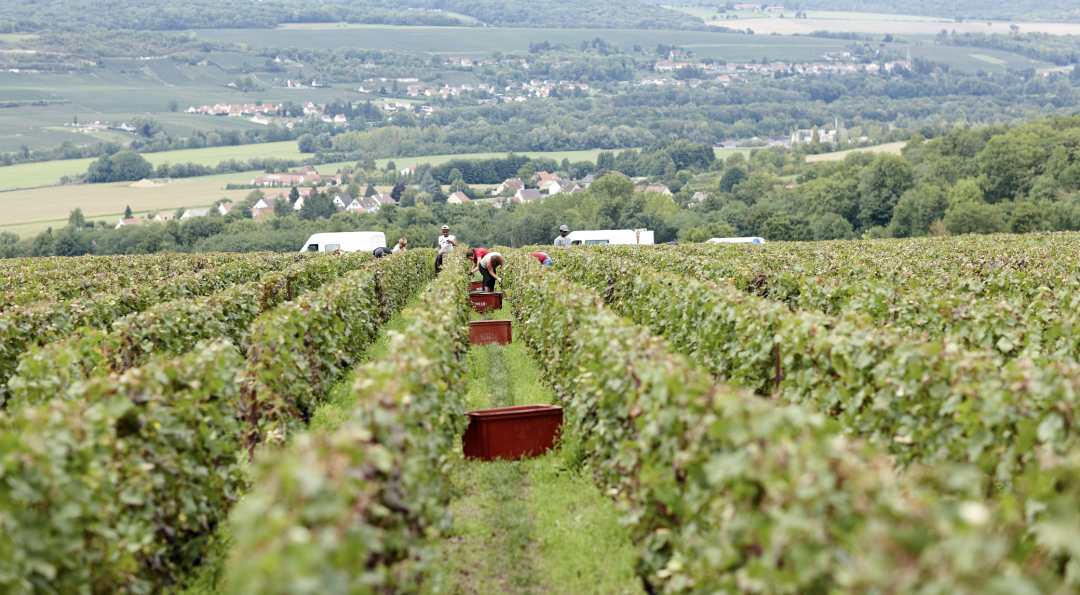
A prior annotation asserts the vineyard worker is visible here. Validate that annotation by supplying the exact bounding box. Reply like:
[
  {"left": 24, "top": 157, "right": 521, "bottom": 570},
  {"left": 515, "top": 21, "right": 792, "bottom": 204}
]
[
  {"left": 437, "top": 225, "right": 457, "bottom": 251},
  {"left": 478, "top": 251, "right": 504, "bottom": 292},
  {"left": 553, "top": 225, "right": 572, "bottom": 248},
  {"left": 467, "top": 247, "right": 490, "bottom": 275},
  {"left": 434, "top": 226, "right": 457, "bottom": 274},
  {"left": 373, "top": 246, "right": 391, "bottom": 258},
  {"left": 530, "top": 252, "right": 552, "bottom": 266},
  {"left": 392, "top": 237, "right": 408, "bottom": 253}
]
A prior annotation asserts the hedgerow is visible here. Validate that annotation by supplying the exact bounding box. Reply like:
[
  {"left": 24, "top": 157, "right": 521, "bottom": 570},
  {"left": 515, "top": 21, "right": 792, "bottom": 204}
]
[
  {"left": 0, "top": 341, "right": 245, "bottom": 595},
  {"left": 599, "top": 240, "right": 1080, "bottom": 361},
  {"left": 7, "top": 250, "right": 372, "bottom": 406},
  {"left": 239, "top": 248, "right": 436, "bottom": 448},
  {"left": 550, "top": 246, "right": 1080, "bottom": 485},
  {"left": 226, "top": 249, "right": 470, "bottom": 593},
  {"left": 502, "top": 250, "right": 1075, "bottom": 593},
  {"left": 0, "top": 251, "right": 304, "bottom": 404},
  {"left": 0, "top": 252, "right": 253, "bottom": 309}
]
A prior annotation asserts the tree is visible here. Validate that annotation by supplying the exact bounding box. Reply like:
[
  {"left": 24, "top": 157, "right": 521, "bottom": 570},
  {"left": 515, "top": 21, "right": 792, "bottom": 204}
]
[
  {"left": 364, "top": 182, "right": 377, "bottom": 197},
  {"left": 124, "top": 205, "right": 133, "bottom": 219},
  {"left": 289, "top": 185, "right": 301, "bottom": 204},
  {"left": 762, "top": 212, "right": 794, "bottom": 241},
  {"left": 419, "top": 171, "right": 441, "bottom": 195},
  {"left": 68, "top": 208, "right": 86, "bottom": 229},
  {"left": 391, "top": 183, "right": 405, "bottom": 202},
  {"left": 517, "top": 162, "right": 536, "bottom": 184},
  {"left": 1009, "top": 201, "right": 1042, "bottom": 234},
  {"left": 596, "top": 151, "right": 616, "bottom": 171},
  {"left": 946, "top": 177, "right": 984, "bottom": 209},
  {"left": 448, "top": 168, "right": 463, "bottom": 183},
  {"left": 168, "top": 99, "right": 178, "bottom": 112},
  {"left": 298, "top": 134, "right": 316, "bottom": 153},
  {"left": 943, "top": 202, "right": 1005, "bottom": 235},
  {"left": 857, "top": 153, "right": 913, "bottom": 230},
  {"left": 718, "top": 167, "right": 748, "bottom": 193},
  {"left": 274, "top": 196, "right": 293, "bottom": 217}
]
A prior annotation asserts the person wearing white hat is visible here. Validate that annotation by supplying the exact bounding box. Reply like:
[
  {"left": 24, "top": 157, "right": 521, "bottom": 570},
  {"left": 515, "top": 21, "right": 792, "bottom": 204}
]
[
  {"left": 553, "top": 225, "right": 572, "bottom": 248},
  {"left": 435, "top": 225, "right": 457, "bottom": 274}
]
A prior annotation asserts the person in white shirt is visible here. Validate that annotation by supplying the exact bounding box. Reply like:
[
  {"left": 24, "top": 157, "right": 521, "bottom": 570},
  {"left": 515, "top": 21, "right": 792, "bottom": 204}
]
[
  {"left": 435, "top": 225, "right": 457, "bottom": 274},
  {"left": 553, "top": 225, "right": 572, "bottom": 247},
  {"left": 478, "top": 251, "right": 503, "bottom": 292},
  {"left": 392, "top": 237, "right": 408, "bottom": 253},
  {"left": 437, "top": 225, "right": 457, "bottom": 251}
]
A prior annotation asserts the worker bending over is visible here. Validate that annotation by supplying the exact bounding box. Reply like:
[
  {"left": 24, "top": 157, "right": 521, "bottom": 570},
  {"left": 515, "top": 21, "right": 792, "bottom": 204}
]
[
  {"left": 530, "top": 252, "right": 552, "bottom": 266},
  {"left": 478, "top": 251, "right": 503, "bottom": 292},
  {"left": 466, "top": 247, "right": 490, "bottom": 275}
]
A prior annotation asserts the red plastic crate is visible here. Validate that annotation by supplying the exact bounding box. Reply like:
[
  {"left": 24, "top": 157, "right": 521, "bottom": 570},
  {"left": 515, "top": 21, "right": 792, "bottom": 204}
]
[
  {"left": 469, "top": 281, "right": 484, "bottom": 292},
  {"left": 469, "top": 292, "right": 502, "bottom": 313},
  {"left": 462, "top": 405, "right": 563, "bottom": 461},
  {"left": 469, "top": 320, "right": 512, "bottom": 345}
]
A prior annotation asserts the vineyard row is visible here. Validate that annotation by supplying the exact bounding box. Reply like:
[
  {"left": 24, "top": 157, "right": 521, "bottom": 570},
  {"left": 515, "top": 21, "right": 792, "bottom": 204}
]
[
  {"left": 503, "top": 250, "right": 1080, "bottom": 593},
  {"left": 0, "top": 250, "right": 435, "bottom": 594}
]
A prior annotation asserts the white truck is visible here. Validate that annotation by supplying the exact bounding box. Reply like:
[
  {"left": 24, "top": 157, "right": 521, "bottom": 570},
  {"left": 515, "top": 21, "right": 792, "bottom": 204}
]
[
  {"left": 706, "top": 236, "right": 766, "bottom": 245},
  {"left": 567, "top": 229, "right": 654, "bottom": 246},
  {"left": 300, "top": 232, "right": 387, "bottom": 253}
]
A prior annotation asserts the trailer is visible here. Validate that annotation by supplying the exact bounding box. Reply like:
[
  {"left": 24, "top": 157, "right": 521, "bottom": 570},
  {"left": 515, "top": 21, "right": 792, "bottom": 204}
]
[
  {"left": 567, "top": 229, "right": 654, "bottom": 245},
  {"left": 300, "top": 232, "right": 387, "bottom": 253}
]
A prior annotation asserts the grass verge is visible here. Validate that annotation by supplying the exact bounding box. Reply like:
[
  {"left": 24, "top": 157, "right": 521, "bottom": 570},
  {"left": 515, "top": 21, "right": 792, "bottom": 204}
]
[{"left": 434, "top": 309, "right": 641, "bottom": 594}]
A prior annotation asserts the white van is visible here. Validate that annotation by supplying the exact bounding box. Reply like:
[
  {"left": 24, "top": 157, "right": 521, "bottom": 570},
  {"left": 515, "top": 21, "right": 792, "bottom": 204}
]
[
  {"left": 706, "top": 237, "right": 766, "bottom": 244},
  {"left": 300, "top": 232, "right": 387, "bottom": 253},
  {"left": 568, "top": 229, "right": 654, "bottom": 246}
]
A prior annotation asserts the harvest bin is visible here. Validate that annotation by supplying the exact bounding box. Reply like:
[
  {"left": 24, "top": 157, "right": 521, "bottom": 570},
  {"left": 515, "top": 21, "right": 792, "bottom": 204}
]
[
  {"left": 469, "top": 320, "right": 512, "bottom": 345},
  {"left": 469, "top": 292, "right": 502, "bottom": 313},
  {"left": 469, "top": 281, "right": 484, "bottom": 292},
  {"left": 462, "top": 405, "right": 563, "bottom": 461}
]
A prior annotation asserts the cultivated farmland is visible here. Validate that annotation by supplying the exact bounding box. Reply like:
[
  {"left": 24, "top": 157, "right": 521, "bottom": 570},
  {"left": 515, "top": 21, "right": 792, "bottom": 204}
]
[{"left": 5, "top": 234, "right": 1080, "bottom": 593}]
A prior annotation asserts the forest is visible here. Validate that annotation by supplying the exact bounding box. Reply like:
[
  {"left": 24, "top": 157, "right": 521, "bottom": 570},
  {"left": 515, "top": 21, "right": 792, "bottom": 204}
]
[
  {"left": 0, "top": 0, "right": 704, "bottom": 32},
  {"left": 9, "top": 114, "right": 1080, "bottom": 260}
]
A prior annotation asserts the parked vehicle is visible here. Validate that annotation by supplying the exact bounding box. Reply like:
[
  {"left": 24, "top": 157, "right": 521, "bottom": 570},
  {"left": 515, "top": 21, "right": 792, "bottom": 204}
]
[
  {"left": 567, "top": 229, "right": 655, "bottom": 245},
  {"left": 706, "top": 236, "right": 766, "bottom": 244},
  {"left": 300, "top": 232, "right": 387, "bottom": 253}
]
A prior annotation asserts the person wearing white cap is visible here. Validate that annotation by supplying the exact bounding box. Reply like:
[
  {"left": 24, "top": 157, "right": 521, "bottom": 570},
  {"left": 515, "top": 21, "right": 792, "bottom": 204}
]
[
  {"left": 553, "top": 225, "right": 572, "bottom": 248},
  {"left": 435, "top": 225, "right": 457, "bottom": 274}
]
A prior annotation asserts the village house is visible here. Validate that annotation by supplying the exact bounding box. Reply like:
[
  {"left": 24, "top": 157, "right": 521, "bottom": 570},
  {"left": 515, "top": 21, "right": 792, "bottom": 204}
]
[
  {"left": 251, "top": 113, "right": 269, "bottom": 125},
  {"left": 548, "top": 180, "right": 580, "bottom": 195},
  {"left": 119, "top": 121, "right": 136, "bottom": 132},
  {"left": 400, "top": 166, "right": 416, "bottom": 176},
  {"left": 534, "top": 172, "right": 561, "bottom": 185},
  {"left": 447, "top": 191, "right": 470, "bottom": 204},
  {"left": 494, "top": 178, "right": 525, "bottom": 194},
  {"left": 153, "top": 213, "right": 174, "bottom": 222},
  {"left": 492, "top": 195, "right": 522, "bottom": 209},
  {"left": 515, "top": 188, "right": 543, "bottom": 203},
  {"left": 218, "top": 202, "right": 239, "bottom": 216},
  {"left": 180, "top": 208, "right": 209, "bottom": 220},
  {"left": 115, "top": 217, "right": 143, "bottom": 228}
]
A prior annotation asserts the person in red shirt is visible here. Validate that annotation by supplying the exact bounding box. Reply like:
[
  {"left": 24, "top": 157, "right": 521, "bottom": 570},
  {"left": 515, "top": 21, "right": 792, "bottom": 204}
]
[
  {"left": 530, "top": 252, "right": 552, "bottom": 266},
  {"left": 466, "top": 247, "right": 490, "bottom": 275}
]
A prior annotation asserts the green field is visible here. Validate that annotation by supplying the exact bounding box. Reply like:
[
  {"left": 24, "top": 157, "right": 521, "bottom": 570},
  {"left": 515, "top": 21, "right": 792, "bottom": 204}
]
[
  {"left": 0, "top": 141, "right": 303, "bottom": 191},
  {"left": 805, "top": 140, "right": 905, "bottom": 162},
  {"left": 968, "top": 53, "right": 1009, "bottom": 65},
  {"left": 0, "top": 145, "right": 752, "bottom": 238},
  {"left": 0, "top": 58, "right": 365, "bottom": 152},
  {"left": 0, "top": 178, "right": 258, "bottom": 236},
  {"left": 190, "top": 25, "right": 850, "bottom": 60}
]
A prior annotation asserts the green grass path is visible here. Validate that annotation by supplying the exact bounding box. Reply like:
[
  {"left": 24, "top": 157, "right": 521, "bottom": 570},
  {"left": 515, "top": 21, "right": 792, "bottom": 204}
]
[{"left": 430, "top": 309, "right": 641, "bottom": 595}]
